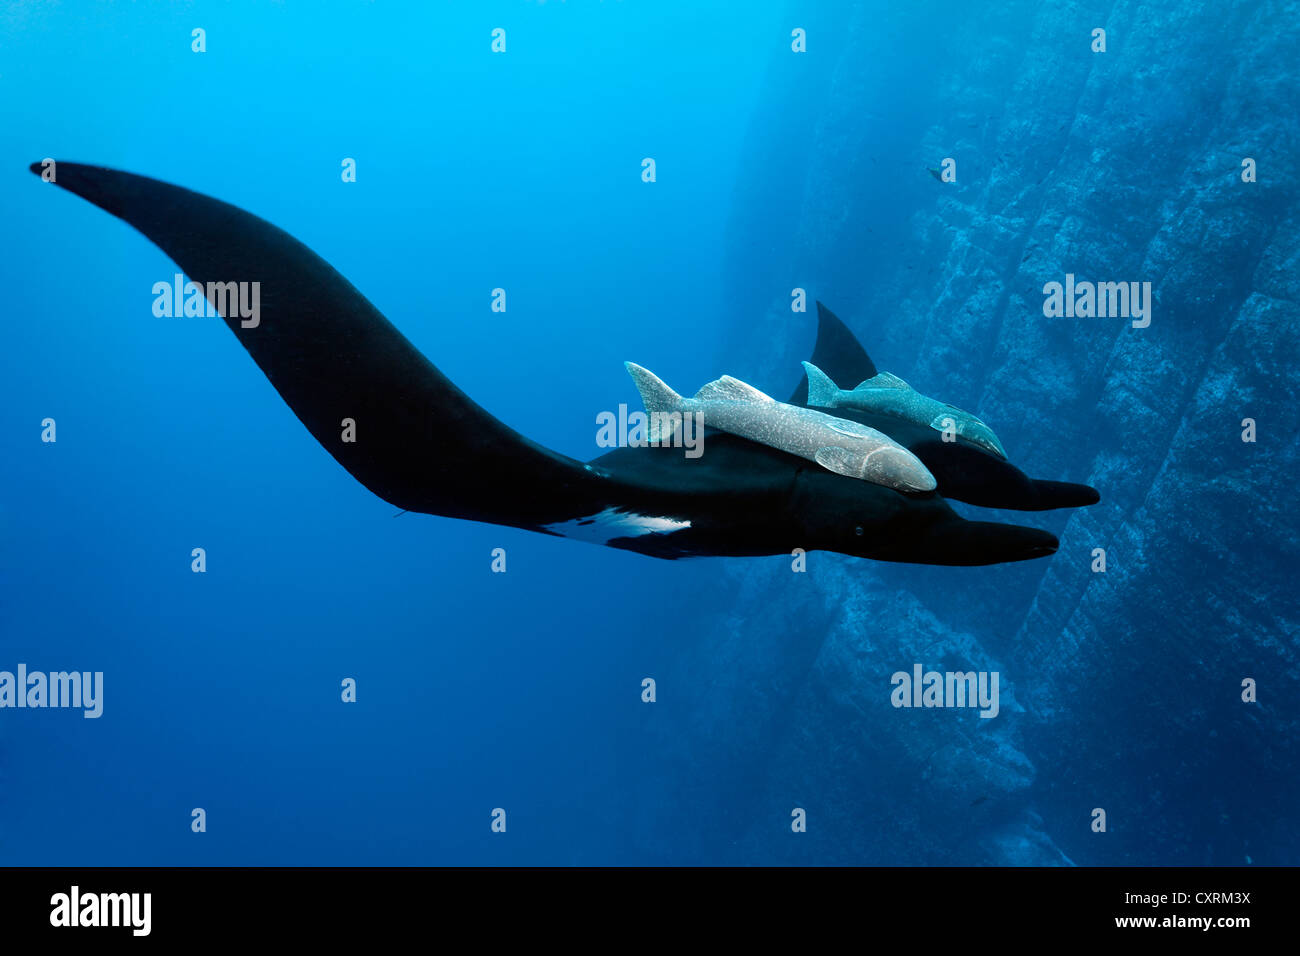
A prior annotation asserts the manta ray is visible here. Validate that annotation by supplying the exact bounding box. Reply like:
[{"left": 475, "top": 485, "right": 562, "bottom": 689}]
[{"left": 30, "top": 162, "right": 1096, "bottom": 565}]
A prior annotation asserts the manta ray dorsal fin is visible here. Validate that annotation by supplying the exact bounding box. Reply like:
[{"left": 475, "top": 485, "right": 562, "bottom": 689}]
[
  {"left": 788, "top": 301, "right": 881, "bottom": 405},
  {"left": 696, "top": 375, "right": 774, "bottom": 403}
]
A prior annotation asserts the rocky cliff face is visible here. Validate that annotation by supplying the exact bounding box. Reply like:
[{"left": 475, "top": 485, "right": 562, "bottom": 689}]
[{"left": 640, "top": 0, "right": 1299, "bottom": 864}]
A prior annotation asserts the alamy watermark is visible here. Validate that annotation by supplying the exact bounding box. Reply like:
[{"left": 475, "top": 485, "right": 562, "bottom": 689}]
[
  {"left": 50, "top": 886, "right": 150, "bottom": 936},
  {"left": 890, "top": 663, "right": 999, "bottom": 718},
  {"left": 0, "top": 664, "right": 103, "bottom": 718},
  {"left": 595, "top": 404, "right": 705, "bottom": 458},
  {"left": 1042, "top": 273, "right": 1152, "bottom": 328},
  {"left": 152, "top": 273, "right": 261, "bottom": 328}
]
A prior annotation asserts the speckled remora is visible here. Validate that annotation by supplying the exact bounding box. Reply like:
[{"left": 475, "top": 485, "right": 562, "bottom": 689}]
[{"left": 789, "top": 301, "right": 1102, "bottom": 513}]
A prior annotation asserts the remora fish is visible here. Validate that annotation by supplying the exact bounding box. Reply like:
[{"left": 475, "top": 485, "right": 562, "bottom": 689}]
[
  {"left": 788, "top": 302, "right": 1098, "bottom": 511},
  {"left": 625, "top": 363, "right": 937, "bottom": 493},
  {"left": 802, "top": 361, "right": 1008, "bottom": 460}
]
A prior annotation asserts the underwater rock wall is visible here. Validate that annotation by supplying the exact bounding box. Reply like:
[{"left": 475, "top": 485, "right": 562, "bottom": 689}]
[{"left": 642, "top": 0, "right": 1299, "bottom": 864}]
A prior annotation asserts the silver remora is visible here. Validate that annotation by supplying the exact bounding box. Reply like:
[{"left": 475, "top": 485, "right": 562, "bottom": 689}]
[{"left": 626, "top": 363, "right": 936, "bottom": 492}]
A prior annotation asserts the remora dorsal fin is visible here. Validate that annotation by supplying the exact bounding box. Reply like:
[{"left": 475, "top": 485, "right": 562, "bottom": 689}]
[
  {"left": 696, "top": 375, "right": 774, "bottom": 403},
  {"left": 858, "top": 371, "right": 910, "bottom": 390},
  {"left": 788, "top": 301, "right": 881, "bottom": 405}
]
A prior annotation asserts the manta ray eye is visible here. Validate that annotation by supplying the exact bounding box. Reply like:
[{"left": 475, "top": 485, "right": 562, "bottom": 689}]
[{"left": 854, "top": 525, "right": 864, "bottom": 536}]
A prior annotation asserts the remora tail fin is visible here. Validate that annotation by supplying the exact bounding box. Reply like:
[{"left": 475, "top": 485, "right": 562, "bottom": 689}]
[
  {"left": 624, "top": 362, "right": 687, "bottom": 442},
  {"left": 31, "top": 161, "right": 616, "bottom": 530},
  {"left": 624, "top": 362, "right": 682, "bottom": 414},
  {"left": 801, "top": 362, "right": 840, "bottom": 407}
]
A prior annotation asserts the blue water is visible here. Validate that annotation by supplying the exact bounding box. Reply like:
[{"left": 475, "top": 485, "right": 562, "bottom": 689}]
[{"left": 2, "top": 0, "right": 1297, "bottom": 865}]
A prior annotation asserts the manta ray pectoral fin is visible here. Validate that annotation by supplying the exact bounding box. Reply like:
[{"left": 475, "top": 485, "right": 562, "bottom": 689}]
[
  {"left": 788, "top": 301, "right": 880, "bottom": 405},
  {"left": 32, "top": 161, "right": 638, "bottom": 533}
]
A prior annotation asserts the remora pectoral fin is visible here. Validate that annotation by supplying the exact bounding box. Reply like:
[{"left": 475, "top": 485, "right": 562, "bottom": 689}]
[{"left": 814, "top": 446, "right": 858, "bottom": 477}]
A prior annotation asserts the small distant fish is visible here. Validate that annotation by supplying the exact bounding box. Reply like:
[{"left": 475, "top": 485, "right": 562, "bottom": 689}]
[{"left": 971, "top": 795, "right": 988, "bottom": 807}]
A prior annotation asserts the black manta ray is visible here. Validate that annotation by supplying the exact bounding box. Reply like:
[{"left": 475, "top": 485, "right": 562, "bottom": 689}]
[{"left": 31, "top": 162, "right": 1096, "bottom": 566}]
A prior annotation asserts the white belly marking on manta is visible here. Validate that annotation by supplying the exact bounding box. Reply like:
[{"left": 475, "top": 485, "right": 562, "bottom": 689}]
[{"left": 543, "top": 507, "right": 692, "bottom": 543}]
